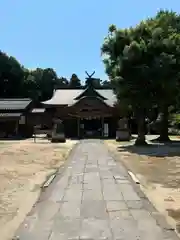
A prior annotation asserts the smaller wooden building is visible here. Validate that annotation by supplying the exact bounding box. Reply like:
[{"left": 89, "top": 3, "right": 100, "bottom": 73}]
[{"left": 0, "top": 99, "right": 46, "bottom": 138}]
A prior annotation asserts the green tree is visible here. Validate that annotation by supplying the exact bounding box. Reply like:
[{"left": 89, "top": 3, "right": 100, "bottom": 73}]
[
  {"left": 102, "top": 11, "right": 180, "bottom": 144},
  {"left": 102, "top": 24, "right": 153, "bottom": 145},
  {"left": 23, "top": 68, "right": 58, "bottom": 101},
  {"left": 0, "top": 51, "right": 24, "bottom": 97},
  {"left": 55, "top": 77, "right": 69, "bottom": 89},
  {"left": 23, "top": 72, "right": 38, "bottom": 99},
  {"left": 146, "top": 10, "right": 180, "bottom": 141},
  {"left": 40, "top": 68, "right": 58, "bottom": 100},
  {"left": 68, "top": 73, "right": 81, "bottom": 88}
]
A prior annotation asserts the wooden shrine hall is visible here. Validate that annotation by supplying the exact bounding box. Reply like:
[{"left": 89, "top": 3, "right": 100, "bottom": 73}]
[{"left": 42, "top": 83, "right": 120, "bottom": 139}]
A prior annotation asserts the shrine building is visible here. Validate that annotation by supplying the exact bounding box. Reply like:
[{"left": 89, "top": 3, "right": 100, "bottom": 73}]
[{"left": 42, "top": 84, "right": 120, "bottom": 138}]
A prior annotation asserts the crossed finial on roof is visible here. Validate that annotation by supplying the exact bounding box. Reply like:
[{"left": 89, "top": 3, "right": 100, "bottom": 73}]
[{"left": 85, "top": 71, "right": 95, "bottom": 78}]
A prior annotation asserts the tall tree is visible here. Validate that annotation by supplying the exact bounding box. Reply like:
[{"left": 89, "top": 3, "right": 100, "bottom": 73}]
[
  {"left": 40, "top": 68, "right": 58, "bottom": 101},
  {"left": 0, "top": 52, "right": 24, "bottom": 97},
  {"left": 68, "top": 73, "right": 81, "bottom": 88},
  {"left": 23, "top": 68, "right": 58, "bottom": 101},
  {"left": 102, "top": 10, "right": 180, "bottom": 144},
  {"left": 148, "top": 10, "right": 180, "bottom": 141},
  {"left": 102, "top": 24, "right": 153, "bottom": 145},
  {"left": 54, "top": 77, "right": 69, "bottom": 89}
]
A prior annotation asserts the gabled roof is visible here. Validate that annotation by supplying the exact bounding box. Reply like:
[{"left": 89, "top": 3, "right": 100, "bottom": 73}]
[
  {"left": 68, "top": 96, "right": 110, "bottom": 108},
  {"left": 0, "top": 98, "right": 32, "bottom": 110},
  {"left": 74, "top": 86, "right": 107, "bottom": 100},
  {"left": 42, "top": 88, "right": 117, "bottom": 107}
]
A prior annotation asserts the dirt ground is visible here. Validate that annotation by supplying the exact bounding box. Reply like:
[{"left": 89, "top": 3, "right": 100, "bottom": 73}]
[
  {"left": 0, "top": 137, "right": 77, "bottom": 240},
  {"left": 105, "top": 137, "right": 180, "bottom": 235}
]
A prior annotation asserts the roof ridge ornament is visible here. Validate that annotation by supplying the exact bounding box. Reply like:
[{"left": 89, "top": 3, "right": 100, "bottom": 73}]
[
  {"left": 85, "top": 71, "right": 95, "bottom": 88},
  {"left": 72, "top": 71, "right": 108, "bottom": 100},
  {"left": 85, "top": 71, "right": 95, "bottom": 79}
]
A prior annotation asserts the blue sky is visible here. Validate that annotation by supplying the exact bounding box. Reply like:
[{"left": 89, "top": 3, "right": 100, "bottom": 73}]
[{"left": 0, "top": 0, "right": 179, "bottom": 81}]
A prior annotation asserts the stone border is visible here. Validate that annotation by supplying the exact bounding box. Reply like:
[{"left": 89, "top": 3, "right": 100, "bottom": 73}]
[
  {"left": 16, "top": 140, "right": 80, "bottom": 222},
  {"left": 37, "top": 140, "right": 80, "bottom": 203}
]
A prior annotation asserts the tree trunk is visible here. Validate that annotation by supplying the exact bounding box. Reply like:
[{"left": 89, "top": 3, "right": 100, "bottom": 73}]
[
  {"left": 135, "top": 109, "right": 147, "bottom": 146},
  {"left": 158, "top": 105, "right": 171, "bottom": 142}
]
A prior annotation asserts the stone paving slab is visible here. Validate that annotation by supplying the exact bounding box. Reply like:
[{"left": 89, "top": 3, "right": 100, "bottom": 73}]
[{"left": 14, "top": 140, "right": 179, "bottom": 240}]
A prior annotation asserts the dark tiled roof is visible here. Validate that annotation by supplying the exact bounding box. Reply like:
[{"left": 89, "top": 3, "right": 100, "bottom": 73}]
[
  {"left": 0, "top": 112, "right": 22, "bottom": 118},
  {"left": 42, "top": 89, "right": 117, "bottom": 107},
  {"left": 0, "top": 98, "right": 32, "bottom": 110}
]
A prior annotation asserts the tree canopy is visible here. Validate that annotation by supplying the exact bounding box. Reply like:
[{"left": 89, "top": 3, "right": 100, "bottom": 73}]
[
  {"left": 101, "top": 9, "right": 180, "bottom": 145},
  {"left": 0, "top": 52, "right": 112, "bottom": 101}
]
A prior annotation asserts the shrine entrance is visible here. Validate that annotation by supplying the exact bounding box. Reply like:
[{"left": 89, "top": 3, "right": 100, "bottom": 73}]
[{"left": 80, "top": 117, "right": 102, "bottom": 138}]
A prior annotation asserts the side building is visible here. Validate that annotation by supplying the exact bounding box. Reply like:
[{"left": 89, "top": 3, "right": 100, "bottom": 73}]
[
  {"left": 42, "top": 85, "right": 120, "bottom": 138},
  {"left": 0, "top": 98, "right": 46, "bottom": 138}
]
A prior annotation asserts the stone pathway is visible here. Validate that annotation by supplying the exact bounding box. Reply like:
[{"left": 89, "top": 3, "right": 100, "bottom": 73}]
[{"left": 14, "top": 140, "right": 179, "bottom": 240}]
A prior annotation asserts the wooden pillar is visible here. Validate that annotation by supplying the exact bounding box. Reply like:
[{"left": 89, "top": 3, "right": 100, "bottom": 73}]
[
  {"left": 101, "top": 117, "right": 104, "bottom": 138},
  {"left": 77, "top": 117, "right": 80, "bottom": 139},
  {"left": 15, "top": 120, "right": 19, "bottom": 135}
]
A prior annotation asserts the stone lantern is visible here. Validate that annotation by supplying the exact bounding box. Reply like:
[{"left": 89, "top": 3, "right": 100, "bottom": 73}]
[
  {"left": 51, "top": 118, "right": 66, "bottom": 143},
  {"left": 116, "top": 117, "right": 131, "bottom": 141}
]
